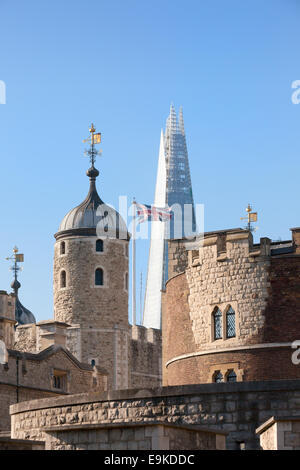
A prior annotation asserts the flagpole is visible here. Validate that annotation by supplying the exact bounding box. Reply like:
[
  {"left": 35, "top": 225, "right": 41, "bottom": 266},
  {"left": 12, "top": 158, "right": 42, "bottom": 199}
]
[{"left": 132, "top": 198, "right": 136, "bottom": 326}]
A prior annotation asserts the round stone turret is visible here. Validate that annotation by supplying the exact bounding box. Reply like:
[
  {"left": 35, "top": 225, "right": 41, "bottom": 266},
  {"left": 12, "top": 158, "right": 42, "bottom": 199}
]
[{"left": 53, "top": 160, "right": 130, "bottom": 389}]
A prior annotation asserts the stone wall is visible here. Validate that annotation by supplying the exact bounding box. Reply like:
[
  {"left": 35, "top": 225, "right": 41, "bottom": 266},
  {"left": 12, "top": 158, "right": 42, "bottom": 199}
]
[
  {"left": 168, "top": 239, "right": 190, "bottom": 278},
  {"left": 10, "top": 380, "right": 300, "bottom": 450},
  {"left": 0, "top": 291, "right": 16, "bottom": 349},
  {"left": 53, "top": 236, "right": 129, "bottom": 390},
  {"left": 15, "top": 324, "right": 37, "bottom": 352},
  {"left": 257, "top": 416, "right": 300, "bottom": 450},
  {"left": 53, "top": 236, "right": 129, "bottom": 330},
  {"left": 0, "top": 345, "right": 106, "bottom": 431},
  {"left": 130, "top": 325, "right": 162, "bottom": 389},
  {"left": 42, "top": 423, "right": 225, "bottom": 451},
  {"left": 0, "top": 434, "right": 44, "bottom": 450}
]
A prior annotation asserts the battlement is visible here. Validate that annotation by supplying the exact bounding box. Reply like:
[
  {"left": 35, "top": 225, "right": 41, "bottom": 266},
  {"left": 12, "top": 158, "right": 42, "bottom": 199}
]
[
  {"left": 131, "top": 324, "right": 161, "bottom": 344},
  {"left": 168, "top": 227, "right": 298, "bottom": 278},
  {"left": 130, "top": 325, "right": 162, "bottom": 389}
]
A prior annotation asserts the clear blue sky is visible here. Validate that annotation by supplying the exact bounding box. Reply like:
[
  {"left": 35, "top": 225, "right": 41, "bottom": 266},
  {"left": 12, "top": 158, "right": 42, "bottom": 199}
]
[{"left": 0, "top": 0, "right": 299, "bottom": 323}]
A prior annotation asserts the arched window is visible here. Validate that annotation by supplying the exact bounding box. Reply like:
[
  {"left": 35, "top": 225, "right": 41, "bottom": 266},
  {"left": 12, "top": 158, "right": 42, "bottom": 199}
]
[
  {"left": 226, "top": 306, "right": 236, "bottom": 338},
  {"left": 91, "top": 359, "right": 96, "bottom": 367},
  {"left": 95, "top": 268, "right": 103, "bottom": 286},
  {"left": 60, "top": 241, "right": 65, "bottom": 255},
  {"left": 96, "top": 239, "right": 103, "bottom": 252},
  {"left": 227, "top": 370, "right": 237, "bottom": 383},
  {"left": 214, "top": 371, "right": 223, "bottom": 383},
  {"left": 213, "top": 307, "right": 222, "bottom": 340},
  {"left": 60, "top": 270, "right": 66, "bottom": 288}
]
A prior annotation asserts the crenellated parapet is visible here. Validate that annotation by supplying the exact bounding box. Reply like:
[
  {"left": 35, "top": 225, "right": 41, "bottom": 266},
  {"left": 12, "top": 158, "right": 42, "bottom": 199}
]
[{"left": 130, "top": 325, "right": 162, "bottom": 389}]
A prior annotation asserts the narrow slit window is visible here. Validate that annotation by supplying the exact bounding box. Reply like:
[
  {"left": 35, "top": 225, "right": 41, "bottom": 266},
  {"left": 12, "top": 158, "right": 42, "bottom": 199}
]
[
  {"left": 60, "top": 241, "right": 65, "bottom": 255},
  {"left": 60, "top": 270, "right": 66, "bottom": 288},
  {"left": 96, "top": 239, "right": 103, "bottom": 252},
  {"left": 95, "top": 268, "right": 103, "bottom": 286}
]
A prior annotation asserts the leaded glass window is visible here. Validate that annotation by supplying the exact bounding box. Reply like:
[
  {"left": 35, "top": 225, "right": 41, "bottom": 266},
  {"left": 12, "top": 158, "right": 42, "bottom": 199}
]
[
  {"left": 214, "top": 371, "right": 223, "bottom": 383},
  {"left": 227, "top": 370, "right": 237, "bottom": 382},
  {"left": 214, "top": 308, "right": 222, "bottom": 340},
  {"left": 226, "top": 306, "right": 236, "bottom": 338}
]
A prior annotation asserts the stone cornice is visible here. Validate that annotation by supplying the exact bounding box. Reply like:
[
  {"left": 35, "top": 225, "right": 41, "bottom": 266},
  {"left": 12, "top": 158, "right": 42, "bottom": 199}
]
[{"left": 165, "top": 342, "right": 293, "bottom": 368}]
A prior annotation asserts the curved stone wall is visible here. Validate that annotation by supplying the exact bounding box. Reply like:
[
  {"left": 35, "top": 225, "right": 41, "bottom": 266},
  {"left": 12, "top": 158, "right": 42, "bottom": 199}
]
[
  {"left": 163, "top": 230, "right": 300, "bottom": 386},
  {"left": 54, "top": 236, "right": 129, "bottom": 329},
  {"left": 53, "top": 235, "right": 129, "bottom": 389},
  {"left": 10, "top": 380, "right": 300, "bottom": 450}
]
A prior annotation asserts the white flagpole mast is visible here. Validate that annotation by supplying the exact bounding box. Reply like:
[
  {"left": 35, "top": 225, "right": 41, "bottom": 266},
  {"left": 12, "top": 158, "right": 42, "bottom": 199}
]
[{"left": 132, "top": 198, "right": 136, "bottom": 326}]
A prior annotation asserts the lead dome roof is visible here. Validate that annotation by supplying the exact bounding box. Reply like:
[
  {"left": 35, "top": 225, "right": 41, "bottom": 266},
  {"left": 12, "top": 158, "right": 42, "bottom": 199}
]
[{"left": 56, "top": 166, "right": 129, "bottom": 240}]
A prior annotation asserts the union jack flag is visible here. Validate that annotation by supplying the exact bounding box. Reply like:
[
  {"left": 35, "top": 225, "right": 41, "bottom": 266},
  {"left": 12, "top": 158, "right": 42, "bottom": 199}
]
[{"left": 135, "top": 202, "right": 172, "bottom": 224}]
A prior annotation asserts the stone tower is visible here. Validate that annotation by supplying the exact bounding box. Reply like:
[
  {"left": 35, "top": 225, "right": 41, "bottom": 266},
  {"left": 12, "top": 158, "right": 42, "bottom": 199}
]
[{"left": 53, "top": 128, "right": 130, "bottom": 390}]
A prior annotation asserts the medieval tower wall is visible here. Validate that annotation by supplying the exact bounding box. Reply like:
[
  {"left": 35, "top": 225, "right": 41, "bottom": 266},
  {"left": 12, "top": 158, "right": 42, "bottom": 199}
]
[
  {"left": 163, "top": 228, "right": 300, "bottom": 386},
  {"left": 53, "top": 233, "right": 129, "bottom": 390}
]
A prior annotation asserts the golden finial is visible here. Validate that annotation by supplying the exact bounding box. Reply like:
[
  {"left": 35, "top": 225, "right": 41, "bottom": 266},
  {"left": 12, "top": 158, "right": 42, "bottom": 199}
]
[
  {"left": 13, "top": 246, "right": 18, "bottom": 254},
  {"left": 89, "top": 123, "right": 96, "bottom": 134}
]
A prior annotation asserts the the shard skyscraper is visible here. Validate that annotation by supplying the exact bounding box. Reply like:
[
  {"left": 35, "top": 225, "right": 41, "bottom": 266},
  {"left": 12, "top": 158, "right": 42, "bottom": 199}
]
[{"left": 143, "top": 104, "right": 196, "bottom": 329}]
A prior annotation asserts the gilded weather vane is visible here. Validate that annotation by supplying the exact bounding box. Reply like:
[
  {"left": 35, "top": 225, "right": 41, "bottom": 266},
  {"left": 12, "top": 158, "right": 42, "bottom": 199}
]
[
  {"left": 5, "top": 246, "right": 24, "bottom": 283},
  {"left": 83, "top": 123, "right": 102, "bottom": 167},
  {"left": 240, "top": 204, "right": 258, "bottom": 232}
]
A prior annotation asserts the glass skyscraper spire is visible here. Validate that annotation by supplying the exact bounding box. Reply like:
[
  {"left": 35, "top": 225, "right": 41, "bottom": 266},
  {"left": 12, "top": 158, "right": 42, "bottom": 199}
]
[{"left": 143, "top": 104, "right": 196, "bottom": 329}]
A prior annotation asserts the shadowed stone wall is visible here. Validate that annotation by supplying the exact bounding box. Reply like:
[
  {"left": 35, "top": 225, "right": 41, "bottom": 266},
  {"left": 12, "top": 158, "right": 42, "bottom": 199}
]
[{"left": 10, "top": 380, "right": 300, "bottom": 450}]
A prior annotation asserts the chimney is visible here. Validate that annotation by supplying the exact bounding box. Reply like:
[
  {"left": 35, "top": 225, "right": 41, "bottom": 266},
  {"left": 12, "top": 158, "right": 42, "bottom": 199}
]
[
  {"left": 291, "top": 228, "right": 300, "bottom": 254},
  {"left": 0, "top": 291, "right": 16, "bottom": 348},
  {"left": 37, "top": 320, "right": 70, "bottom": 351}
]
